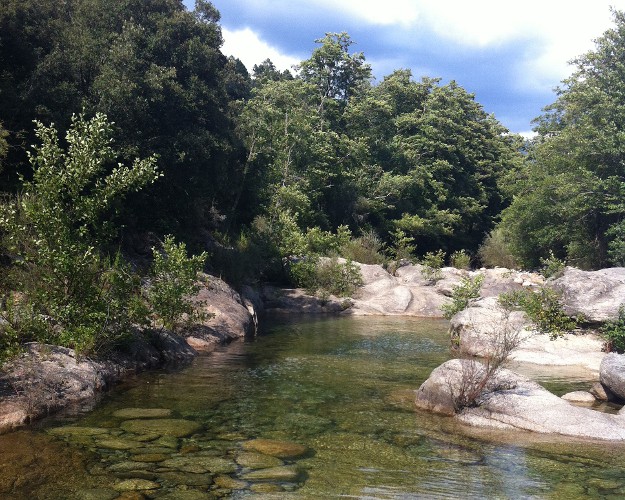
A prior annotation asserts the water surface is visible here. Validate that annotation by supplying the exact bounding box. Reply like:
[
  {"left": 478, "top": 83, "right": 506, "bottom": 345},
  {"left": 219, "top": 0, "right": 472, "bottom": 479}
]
[{"left": 2, "top": 315, "right": 625, "bottom": 499}]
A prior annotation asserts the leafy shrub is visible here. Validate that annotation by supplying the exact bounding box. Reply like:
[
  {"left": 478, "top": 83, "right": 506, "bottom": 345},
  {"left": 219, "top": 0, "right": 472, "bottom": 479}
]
[
  {"left": 499, "top": 287, "right": 576, "bottom": 339},
  {"left": 305, "top": 225, "right": 351, "bottom": 256},
  {"left": 539, "top": 250, "right": 565, "bottom": 279},
  {"left": 601, "top": 305, "right": 625, "bottom": 353},
  {"left": 146, "top": 235, "right": 208, "bottom": 330},
  {"left": 441, "top": 274, "right": 484, "bottom": 319},
  {"left": 341, "top": 230, "right": 386, "bottom": 265},
  {"left": 0, "top": 113, "right": 159, "bottom": 356},
  {"left": 388, "top": 229, "right": 416, "bottom": 262},
  {"left": 449, "top": 250, "right": 471, "bottom": 270},
  {"left": 478, "top": 228, "right": 517, "bottom": 269},
  {"left": 420, "top": 250, "right": 445, "bottom": 284},
  {"left": 290, "top": 257, "right": 363, "bottom": 297}
]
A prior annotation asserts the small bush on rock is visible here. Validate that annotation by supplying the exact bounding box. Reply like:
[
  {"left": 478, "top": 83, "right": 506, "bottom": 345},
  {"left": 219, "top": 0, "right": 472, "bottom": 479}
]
[
  {"left": 539, "top": 251, "right": 565, "bottom": 279},
  {"left": 420, "top": 250, "right": 445, "bottom": 284},
  {"left": 146, "top": 236, "right": 207, "bottom": 330},
  {"left": 449, "top": 250, "right": 471, "bottom": 270},
  {"left": 499, "top": 287, "right": 576, "bottom": 339},
  {"left": 601, "top": 305, "right": 625, "bottom": 353},
  {"left": 441, "top": 274, "right": 484, "bottom": 319}
]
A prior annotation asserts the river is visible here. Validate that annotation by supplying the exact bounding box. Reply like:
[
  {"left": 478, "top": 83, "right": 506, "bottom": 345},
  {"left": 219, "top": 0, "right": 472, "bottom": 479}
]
[{"left": 1, "top": 316, "right": 625, "bottom": 499}]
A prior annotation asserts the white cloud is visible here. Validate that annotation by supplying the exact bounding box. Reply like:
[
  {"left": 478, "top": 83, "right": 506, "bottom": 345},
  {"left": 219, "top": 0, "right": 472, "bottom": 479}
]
[
  {"left": 408, "top": 1, "right": 625, "bottom": 89},
  {"left": 221, "top": 27, "right": 302, "bottom": 73},
  {"left": 315, "top": 0, "right": 420, "bottom": 26}
]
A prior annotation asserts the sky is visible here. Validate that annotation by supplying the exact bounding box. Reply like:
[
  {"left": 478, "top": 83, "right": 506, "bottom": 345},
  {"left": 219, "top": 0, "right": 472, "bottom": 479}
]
[{"left": 184, "top": 1, "right": 625, "bottom": 136}]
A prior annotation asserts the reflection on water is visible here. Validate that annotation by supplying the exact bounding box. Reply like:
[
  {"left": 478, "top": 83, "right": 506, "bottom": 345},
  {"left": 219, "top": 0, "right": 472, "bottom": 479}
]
[{"left": 1, "top": 315, "right": 625, "bottom": 499}]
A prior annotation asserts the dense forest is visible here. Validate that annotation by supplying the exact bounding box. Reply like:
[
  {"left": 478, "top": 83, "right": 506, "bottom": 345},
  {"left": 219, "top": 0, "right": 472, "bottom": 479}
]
[{"left": 1, "top": 0, "right": 625, "bottom": 356}]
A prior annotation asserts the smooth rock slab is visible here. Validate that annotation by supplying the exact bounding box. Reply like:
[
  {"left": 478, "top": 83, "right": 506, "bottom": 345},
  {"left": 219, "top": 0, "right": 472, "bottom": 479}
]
[
  {"left": 113, "top": 408, "right": 172, "bottom": 419},
  {"left": 242, "top": 465, "right": 303, "bottom": 482},
  {"left": 121, "top": 418, "right": 202, "bottom": 438},
  {"left": 242, "top": 438, "right": 310, "bottom": 459}
]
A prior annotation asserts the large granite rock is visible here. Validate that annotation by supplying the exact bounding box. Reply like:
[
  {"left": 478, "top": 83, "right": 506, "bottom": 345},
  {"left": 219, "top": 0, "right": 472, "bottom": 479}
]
[
  {"left": 185, "top": 274, "right": 256, "bottom": 350},
  {"left": 351, "top": 264, "right": 543, "bottom": 317},
  {"left": 600, "top": 353, "right": 625, "bottom": 401},
  {"left": 552, "top": 267, "right": 625, "bottom": 323},
  {"left": 450, "top": 297, "right": 606, "bottom": 371},
  {"left": 416, "top": 359, "right": 625, "bottom": 440}
]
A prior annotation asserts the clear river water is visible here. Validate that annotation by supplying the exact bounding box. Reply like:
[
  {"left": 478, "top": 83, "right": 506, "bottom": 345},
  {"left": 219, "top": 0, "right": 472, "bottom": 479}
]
[{"left": 2, "top": 315, "right": 625, "bottom": 499}]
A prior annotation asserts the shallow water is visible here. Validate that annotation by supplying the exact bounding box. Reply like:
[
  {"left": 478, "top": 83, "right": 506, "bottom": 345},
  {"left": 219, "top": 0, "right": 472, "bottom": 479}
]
[{"left": 2, "top": 315, "right": 625, "bottom": 499}]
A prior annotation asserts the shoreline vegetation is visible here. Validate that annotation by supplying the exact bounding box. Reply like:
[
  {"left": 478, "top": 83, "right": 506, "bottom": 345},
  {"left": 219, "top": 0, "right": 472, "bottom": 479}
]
[{"left": 2, "top": 2, "right": 625, "bottom": 439}]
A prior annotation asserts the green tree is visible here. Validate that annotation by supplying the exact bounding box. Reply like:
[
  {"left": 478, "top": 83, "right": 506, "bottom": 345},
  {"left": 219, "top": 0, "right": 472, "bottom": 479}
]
[
  {"left": 499, "top": 9, "right": 625, "bottom": 269},
  {"left": 0, "top": 113, "right": 159, "bottom": 354}
]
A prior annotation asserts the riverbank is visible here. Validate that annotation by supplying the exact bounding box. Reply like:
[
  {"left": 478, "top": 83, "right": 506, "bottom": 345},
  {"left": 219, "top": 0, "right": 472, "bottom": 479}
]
[{"left": 0, "top": 274, "right": 257, "bottom": 434}]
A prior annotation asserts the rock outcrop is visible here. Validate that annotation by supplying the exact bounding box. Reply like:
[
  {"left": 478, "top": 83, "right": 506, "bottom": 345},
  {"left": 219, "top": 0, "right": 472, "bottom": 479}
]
[
  {"left": 450, "top": 297, "right": 606, "bottom": 371},
  {"left": 0, "top": 276, "right": 256, "bottom": 434},
  {"left": 416, "top": 359, "right": 625, "bottom": 440},
  {"left": 349, "top": 264, "right": 542, "bottom": 317},
  {"left": 185, "top": 275, "right": 257, "bottom": 351},
  {"left": 552, "top": 267, "right": 625, "bottom": 323}
]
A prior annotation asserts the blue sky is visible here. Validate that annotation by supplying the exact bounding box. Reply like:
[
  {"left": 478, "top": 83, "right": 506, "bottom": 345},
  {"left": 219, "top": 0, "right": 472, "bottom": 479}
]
[{"left": 184, "top": 1, "right": 625, "bottom": 136}]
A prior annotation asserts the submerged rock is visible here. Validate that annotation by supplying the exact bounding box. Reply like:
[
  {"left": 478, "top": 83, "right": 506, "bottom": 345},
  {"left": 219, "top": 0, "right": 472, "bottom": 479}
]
[
  {"left": 75, "top": 488, "right": 119, "bottom": 500},
  {"left": 160, "top": 455, "right": 236, "bottom": 474},
  {"left": 120, "top": 418, "right": 201, "bottom": 438},
  {"left": 113, "top": 408, "right": 172, "bottom": 419},
  {"left": 158, "top": 471, "right": 214, "bottom": 486},
  {"left": 416, "top": 359, "right": 625, "bottom": 440},
  {"left": 242, "top": 438, "right": 310, "bottom": 459},
  {"left": 242, "top": 465, "right": 303, "bottom": 481},
  {"left": 113, "top": 479, "right": 160, "bottom": 491},
  {"left": 235, "top": 451, "right": 284, "bottom": 469}
]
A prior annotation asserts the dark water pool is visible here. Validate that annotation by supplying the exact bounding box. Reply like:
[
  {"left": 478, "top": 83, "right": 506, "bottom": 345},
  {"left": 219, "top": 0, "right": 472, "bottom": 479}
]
[{"left": 2, "top": 316, "right": 625, "bottom": 499}]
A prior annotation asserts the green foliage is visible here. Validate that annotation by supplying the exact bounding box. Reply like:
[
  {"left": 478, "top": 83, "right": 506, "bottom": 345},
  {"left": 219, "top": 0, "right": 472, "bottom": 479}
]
[
  {"left": 449, "top": 250, "right": 471, "bottom": 270},
  {"left": 0, "top": 113, "right": 158, "bottom": 356},
  {"left": 441, "top": 274, "right": 484, "bottom": 319},
  {"left": 539, "top": 251, "right": 566, "bottom": 279},
  {"left": 601, "top": 306, "right": 625, "bottom": 353},
  {"left": 340, "top": 230, "right": 387, "bottom": 265},
  {"left": 0, "top": 0, "right": 237, "bottom": 236},
  {"left": 388, "top": 229, "right": 416, "bottom": 262},
  {"left": 499, "top": 287, "right": 576, "bottom": 339},
  {"left": 497, "top": 11, "right": 625, "bottom": 269},
  {"left": 478, "top": 228, "right": 518, "bottom": 269},
  {"left": 289, "top": 257, "right": 363, "bottom": 298},
  {"left": 420, "top": 250, "right": 445, "bottom": 284},
  {"left": 145, "top": 236, "right": 207, "bottom": 330}
]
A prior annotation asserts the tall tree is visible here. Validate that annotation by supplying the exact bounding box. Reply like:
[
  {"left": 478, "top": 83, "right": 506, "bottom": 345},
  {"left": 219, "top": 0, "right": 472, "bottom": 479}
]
[{"left": 500, "top": 9, "right": 625, "bottom": 268}]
